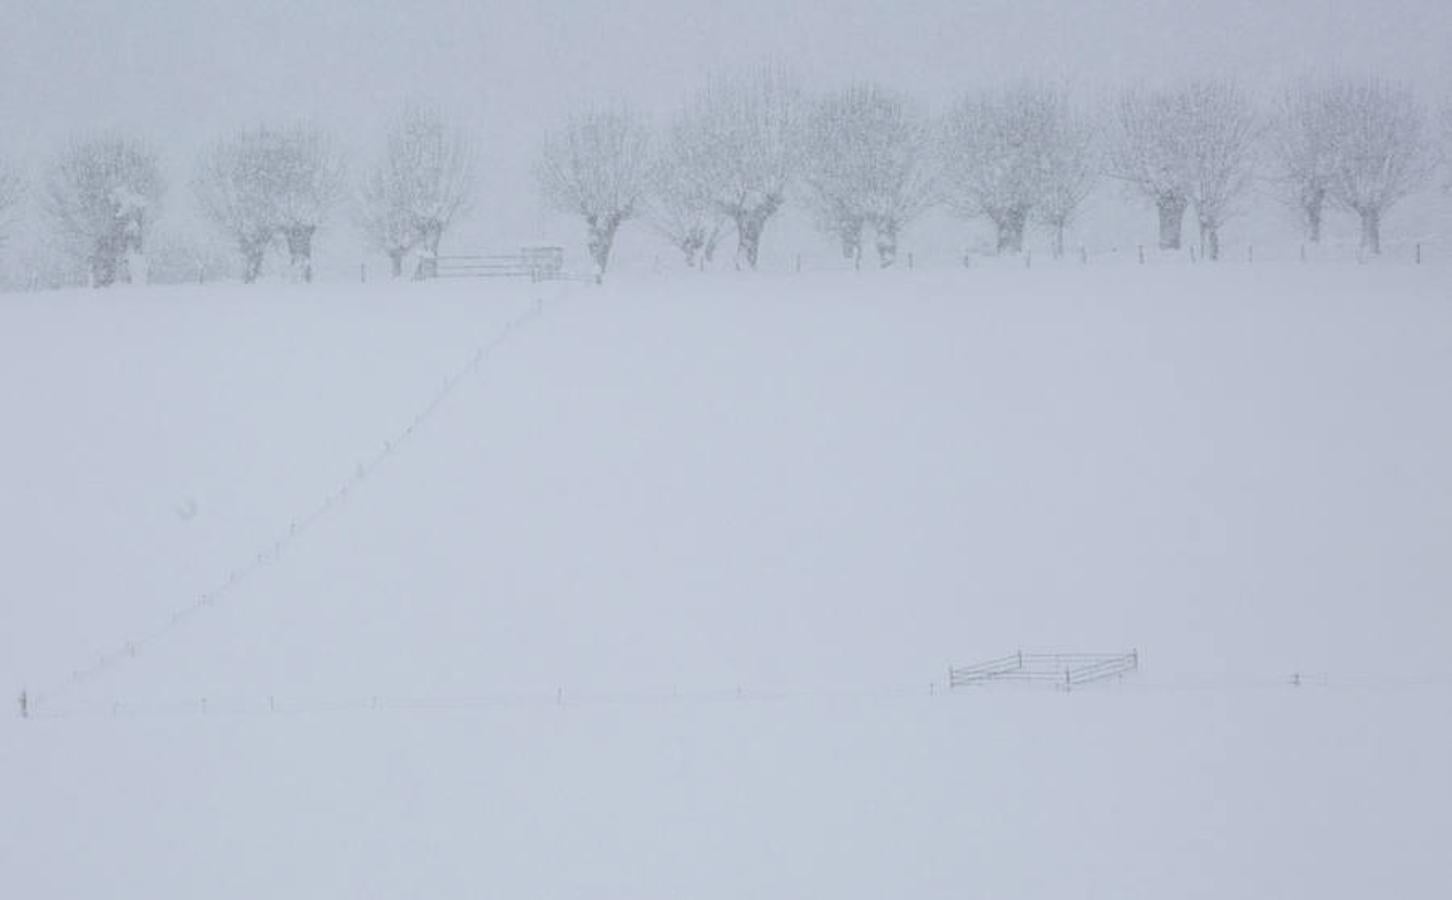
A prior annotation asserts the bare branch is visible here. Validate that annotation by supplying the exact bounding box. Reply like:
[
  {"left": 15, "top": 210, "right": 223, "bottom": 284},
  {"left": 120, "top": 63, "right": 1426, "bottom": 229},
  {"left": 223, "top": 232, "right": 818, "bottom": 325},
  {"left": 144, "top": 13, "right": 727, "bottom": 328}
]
[
  {"left": 675, "top": 66, "right": 804, "bottom": 269},
  {"left": 801, "top": 83, "right": 939, "bottom": 267},
  {"left": 46, "top": 135, "right": 164, "bottom": 287},
  {"left": 360, "top": 103, "right": 478, "bottom": 279},
  {"left": 535, "top": 104, "right": 653, "bottom": 279}
]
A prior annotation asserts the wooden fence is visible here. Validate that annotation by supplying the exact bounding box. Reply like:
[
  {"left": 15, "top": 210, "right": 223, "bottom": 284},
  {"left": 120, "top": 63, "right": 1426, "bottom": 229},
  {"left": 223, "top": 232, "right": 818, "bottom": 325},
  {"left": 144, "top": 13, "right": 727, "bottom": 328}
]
[
  {"left": 949, "top": 650, "right": 1140, "bottom": 690},
  {"left": 432, "top": 246, "right": 565, "bottom": 281}
]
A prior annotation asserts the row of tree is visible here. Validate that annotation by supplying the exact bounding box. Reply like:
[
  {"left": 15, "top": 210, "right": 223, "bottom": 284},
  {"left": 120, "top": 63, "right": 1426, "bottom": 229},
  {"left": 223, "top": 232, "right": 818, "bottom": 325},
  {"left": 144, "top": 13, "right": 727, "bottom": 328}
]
[
  {"left": 0, "top": 104, "right": 476, "bottom": 288},
  {"left": 537, "top": 72, "right": 1452, "bottom": 274},
  {"left": 0, "top": 74, "right": 1448, "bottom": 287}
]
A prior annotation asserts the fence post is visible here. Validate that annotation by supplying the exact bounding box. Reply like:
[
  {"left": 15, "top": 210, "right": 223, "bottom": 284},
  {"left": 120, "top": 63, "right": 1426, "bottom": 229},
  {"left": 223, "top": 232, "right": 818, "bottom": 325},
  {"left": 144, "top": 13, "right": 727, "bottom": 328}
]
[
  {"left": 1079, "top": 245, "right": 1088, "bottom": 265},
  {"left": 795, "top": 254, "right": 802, "bottom": 274},
  {"left": 1138, "top": 245, "right": 1145, "bottom": 265},
  {"left": 1189, "top": 246, "right": 1197, "bottom": 264},
  {"left": 1300, "top": 244, "right": 1307, "bottom": 263},
  {"left": 17, "top": 690, "right": 27, "bottom": 719},
  {"left": 360, "top": 263, "right": 367, "bottom": 283},
  {"left": 1248, "top": 245, "right": 1254, "bottom": 264},
  {"left": 1415, "top": 243, "right": 1422, "bottom": 265},
  {"left": 907, "top": 251, "right": 914, "bottom": 270},
  {"left": 1024, "top": 250, "right": 1032, "bottom": 269}
]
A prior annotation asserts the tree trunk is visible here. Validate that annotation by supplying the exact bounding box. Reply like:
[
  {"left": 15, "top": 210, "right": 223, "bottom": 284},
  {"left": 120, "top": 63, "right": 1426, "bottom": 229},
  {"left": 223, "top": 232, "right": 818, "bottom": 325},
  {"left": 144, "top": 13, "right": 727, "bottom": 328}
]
[
  {"left": 283, "top": 225, "right": 316, "bottom": 283},
  {"left": 1049, "top": 219, "right": 1066, "bottom": 259},
  {"left": 90, "top": 230, "right": 128, "bottom": 287},
  {"left": 675, "top": 225, "right": 704, "bottom": 269},
  {"left": 413, "top": 221, "right": 444, "bottom": 280},
  {"left": 874, "top": 218, "right": 899, "bottom": 268},
  {"left": 701, "top": 221, "right": 723, "bottom": 270},
  {"left": 1358, "top": 206, "right": 1381, "bottom": 255},
  {"left": 89, "top": 251, "right": 118, "bottom": 288},
  {"left": 586, "top": 212, "right": 622, "bottom": 281},
  {"left": 1157, "top": 194, "right": 1188, "bottom": 250},
  {"left": 388, "top": 249, "right": 406, "bottom": 279},
  {"left": 1199, "top": 219, "right": 1221, "bottom": 262},
  {"left": 241, "top": 244, "right": 265, "bottom": 284},
  {"left": 839, "top": 219, "right": 864, "bottom": 261},
  {"left": 1304, "top": 188, "right": 1325, "bottom": 244},
  {"left": 733, "top": 197, "right": 782, "bottom": 270},
  {"left": 992, "top": 206, "right": 1027, "bottom": 254}
]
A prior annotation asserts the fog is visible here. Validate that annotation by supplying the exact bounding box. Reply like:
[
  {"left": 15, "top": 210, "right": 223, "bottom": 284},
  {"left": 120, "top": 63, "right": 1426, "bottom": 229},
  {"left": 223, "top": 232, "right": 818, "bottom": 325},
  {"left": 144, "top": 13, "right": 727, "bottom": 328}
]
[{"left": 4, "top": 0, "right": 1449, "bottom": 258}]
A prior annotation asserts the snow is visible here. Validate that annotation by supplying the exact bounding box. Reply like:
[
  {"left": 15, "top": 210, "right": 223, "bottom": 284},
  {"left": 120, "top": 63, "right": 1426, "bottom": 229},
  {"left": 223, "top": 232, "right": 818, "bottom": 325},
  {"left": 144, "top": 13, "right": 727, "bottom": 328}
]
[{"left": 3, "top": 263, "right": 1451, "bottom": 898}]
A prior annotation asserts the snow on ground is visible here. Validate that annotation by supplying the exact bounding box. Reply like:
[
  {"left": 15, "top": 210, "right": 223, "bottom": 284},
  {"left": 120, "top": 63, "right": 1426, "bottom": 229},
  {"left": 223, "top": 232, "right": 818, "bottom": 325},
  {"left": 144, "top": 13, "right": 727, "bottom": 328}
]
[{"left": 2, "top": 262, "right": 1451, "bottom": 899}]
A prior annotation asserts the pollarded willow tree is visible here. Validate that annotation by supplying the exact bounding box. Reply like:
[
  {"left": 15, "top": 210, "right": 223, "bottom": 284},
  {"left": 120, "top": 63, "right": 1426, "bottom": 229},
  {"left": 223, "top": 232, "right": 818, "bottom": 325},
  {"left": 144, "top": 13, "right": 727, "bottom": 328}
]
[
  {"left": 1442, "top": 96, "right": 1452, "bottom": 193},
  {"left": 535, "top": 105, "right": 653, "bottom": 280},
  {"left": 1032, "top": 98, "right": 1098, "bottom": 259},
  {"left": 194, "top": 129, "right": 282, "bottom": 283},
  {"left": 1271, "top": 82, "right": 1341, "bottom": 243},
  {"left": 648, "top": 120, "right": 727, "bottom": 270},
  {"left": 942, "top": 83, "right": 1064, "bottom": 255},
  {"left": 0, "top": 156, "right": 22, "bottom": 257},
  {"left": 1320, "top": 78, "right": 1433, "bottom": 255},
  {"left": 1112, "top": 82, "right": 1257, "bottom": 258},
  {"left": 677, "top": 67, "right": 804, "bottom": 269},
  {"left": 801, "top": 83, "right": 939, "bottom": 267},
  {"left": 195, "top": 123, "right": 345, "bottom": 283},
  {"left": 1179, "top": 81, "right": 1259, "bottom": 261},
  {"left": 359, "top": 103, "right": 478, "bottom": 279},
  {"left": 1111, "top": 87, "right": 1192, "bottom": 250},
  {"left": 45, "top": 136, "right": 164, "bottom": 287},
  {"left": 270, "top": 124, "right": 346, "bottom": 283}
]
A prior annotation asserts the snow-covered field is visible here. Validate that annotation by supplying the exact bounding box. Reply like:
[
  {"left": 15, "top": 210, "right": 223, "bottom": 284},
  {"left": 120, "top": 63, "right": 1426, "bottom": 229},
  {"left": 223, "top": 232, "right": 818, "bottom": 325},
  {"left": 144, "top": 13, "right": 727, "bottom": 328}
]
[{"left": 4, "top": 263, "right": 1451, "bottom": 898}]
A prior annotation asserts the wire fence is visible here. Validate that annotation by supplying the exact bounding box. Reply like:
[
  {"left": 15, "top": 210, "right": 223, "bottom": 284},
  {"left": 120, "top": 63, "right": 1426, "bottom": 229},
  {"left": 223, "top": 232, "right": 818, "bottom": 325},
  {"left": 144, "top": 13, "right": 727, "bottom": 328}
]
[
  {"left": 21, "top": 669, "right": 1452, "bottom": 723},
  {"left": 22, "top": 290, "right": 554, "bottom": 715},
  {"left": 753, "top": 231, "right": 1452, "bottom": 276}
]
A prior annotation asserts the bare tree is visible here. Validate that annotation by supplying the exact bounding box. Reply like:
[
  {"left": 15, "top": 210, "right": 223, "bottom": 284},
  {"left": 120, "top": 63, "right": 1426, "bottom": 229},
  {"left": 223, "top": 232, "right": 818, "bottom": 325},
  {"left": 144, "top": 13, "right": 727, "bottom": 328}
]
[
  {"left": 1032, "top": 98, "right": 1098, "bottom": 259},
  {"left": 1438, "top": 93, "right": 1452, "bottom": 195},
  {"left": 943, "top": 83, "right": 1063, "bottom": 255},
  {"left": 360, "top": 103, "right": 477, "bottom": 279},
  {"left": 1180, "top": 82, "right": 1258, "bottom": 261},
  {"left": 677, "top": 67, "right": 803, "bottom": 269},
  {"left": 535, "top": 105, "right": 652, "bottom": 279},
  {"left": 1320, "top": 78, "right": 1433, "bottom": 255},
  {"left": 271, "top": 124, "right": 345, "bottom": 283},
  {"left": 802, "top": 83, "right": 938, "bottom": 267},
  {"left": 647, "top": 121, "right": 726, "bottom": 270},
  {"left": 0, "top": 157, "right": 22, "bottom": 257},
  {"left": 45, "top": 136, "right": 164, "bottom": 287},
  {"left": 1111, "top": 88, "right": 1193, "bottom": 250},
  {"left": 1271, "top": 82, "right": 1339, "bottom": 243},
  {"left": 196, "top": 124, "right": 344, "bottom": 283},
  {"left": 195, "top": 128, "right": 285, "bottom": 283},
  {"left": 357, "top": 171, "right": 416, "bottom": 279}
]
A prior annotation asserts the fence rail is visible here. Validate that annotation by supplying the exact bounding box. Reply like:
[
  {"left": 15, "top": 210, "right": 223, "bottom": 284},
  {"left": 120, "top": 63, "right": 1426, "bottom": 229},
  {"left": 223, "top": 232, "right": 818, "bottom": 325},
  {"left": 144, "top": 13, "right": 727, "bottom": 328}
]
[
  {"left": 949, "top": 650, "right": 1139, "bottom": 691},
  {"left": 433, "top": 246, "right": 565, "bottom": 281}
]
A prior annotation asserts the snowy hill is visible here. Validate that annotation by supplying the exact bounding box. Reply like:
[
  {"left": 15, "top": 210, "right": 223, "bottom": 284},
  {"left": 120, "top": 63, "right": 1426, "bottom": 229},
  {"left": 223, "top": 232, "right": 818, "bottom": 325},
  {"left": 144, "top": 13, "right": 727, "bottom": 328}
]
[{"left": 4, "top": 263, "right": 1451, "bottom": 899}]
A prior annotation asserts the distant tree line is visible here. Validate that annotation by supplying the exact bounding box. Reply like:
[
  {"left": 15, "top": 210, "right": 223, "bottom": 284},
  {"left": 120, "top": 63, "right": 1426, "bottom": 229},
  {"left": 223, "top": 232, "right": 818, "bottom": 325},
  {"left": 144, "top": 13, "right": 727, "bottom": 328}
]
[
  {"left": 540, "top": 71, "right": 1449, "bottom": 276},
  {"left": 0, "top": 72, "right": 1448, "bottom": 288},
  {"left": 0, "top": 104, "right": 478, "bottom": 289}
]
